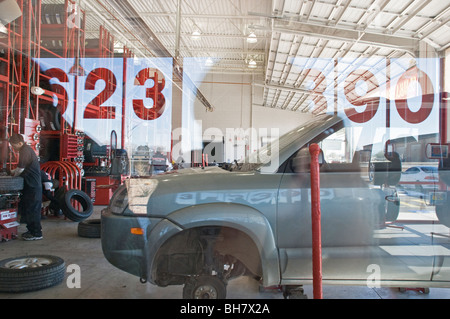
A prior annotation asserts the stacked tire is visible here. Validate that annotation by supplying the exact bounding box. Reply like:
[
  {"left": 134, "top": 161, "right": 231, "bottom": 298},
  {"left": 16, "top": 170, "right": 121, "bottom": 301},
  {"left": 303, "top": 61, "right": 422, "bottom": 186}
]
[{"left": 77, "top": 219, "right": 101, "bottom": 238}]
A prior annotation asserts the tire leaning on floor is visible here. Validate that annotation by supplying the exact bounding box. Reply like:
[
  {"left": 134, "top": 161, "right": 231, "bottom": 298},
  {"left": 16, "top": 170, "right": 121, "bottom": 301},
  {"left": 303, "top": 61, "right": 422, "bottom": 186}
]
[
  {"left": 60, "top": 189, "right": 94, "bottom": 222},
  {"left": 77, "top": 218, "right": 101, "bottom": 238},
  {"left": 0, "top": 255, "right": 65, "bottom": 293}
]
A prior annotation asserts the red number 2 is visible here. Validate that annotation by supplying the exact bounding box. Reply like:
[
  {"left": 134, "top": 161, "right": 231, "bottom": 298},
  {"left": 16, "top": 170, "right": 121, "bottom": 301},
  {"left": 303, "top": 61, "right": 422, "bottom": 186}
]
[{"left": 83, "top": 68, "right": 117, "bottom": 119}]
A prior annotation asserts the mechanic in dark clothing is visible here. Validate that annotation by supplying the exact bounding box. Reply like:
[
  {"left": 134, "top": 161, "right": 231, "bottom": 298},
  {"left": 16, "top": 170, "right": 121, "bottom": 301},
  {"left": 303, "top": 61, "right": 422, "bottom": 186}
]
[{"left": 9, "top": 133, "right": 43, "bottom": 240}]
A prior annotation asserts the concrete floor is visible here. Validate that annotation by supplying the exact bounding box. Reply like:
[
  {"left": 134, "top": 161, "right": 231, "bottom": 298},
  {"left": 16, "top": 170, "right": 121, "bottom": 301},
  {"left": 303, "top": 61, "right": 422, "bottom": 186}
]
[{"left": 1, "top": 205, "right": 450, "bottom": 300}]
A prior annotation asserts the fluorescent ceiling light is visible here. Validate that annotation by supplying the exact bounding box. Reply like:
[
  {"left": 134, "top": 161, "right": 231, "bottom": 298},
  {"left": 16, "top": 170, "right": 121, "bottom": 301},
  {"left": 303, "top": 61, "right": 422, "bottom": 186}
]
[
  {"left": 247, "top": 32, "right": 257, "bottom": 44},
  {"left": 191, "top": 30, "right": 201, "bottom": 40},
  {"left": 205, "top": 57, "right": 214, "bottom": 66},
  {"left": 248, "top": 59, "right": 257, "bottom": 68}
]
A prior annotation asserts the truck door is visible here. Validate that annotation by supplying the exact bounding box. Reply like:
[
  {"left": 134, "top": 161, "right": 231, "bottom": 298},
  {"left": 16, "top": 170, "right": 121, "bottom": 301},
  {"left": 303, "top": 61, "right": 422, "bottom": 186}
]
[{"left": 277, "top": 122, "right": 435, "bottom": 285}]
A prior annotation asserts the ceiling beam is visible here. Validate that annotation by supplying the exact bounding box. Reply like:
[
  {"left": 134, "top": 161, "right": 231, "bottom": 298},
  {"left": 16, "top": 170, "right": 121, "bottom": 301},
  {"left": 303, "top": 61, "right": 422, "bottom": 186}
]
[
  {"left": 253, "top": 81, "right": 326, "bottom": 97},
  {"left": 138, "top": 13, "right": 261, "bottom": 20},
  {"left": 156, "top": 32, "right": 265, "bottom": 41},
  {"left": 275, "top": 20, "right": 417, "bottom": 54},
  {"left": 251, "top": 16, "right": 420, "bottom": 56}
]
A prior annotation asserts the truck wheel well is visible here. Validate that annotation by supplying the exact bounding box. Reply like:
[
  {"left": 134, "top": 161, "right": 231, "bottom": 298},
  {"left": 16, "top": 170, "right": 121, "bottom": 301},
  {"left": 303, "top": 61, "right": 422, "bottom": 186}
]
[{"left": 153, "top": 226, "right": 262, "bottom": 286}]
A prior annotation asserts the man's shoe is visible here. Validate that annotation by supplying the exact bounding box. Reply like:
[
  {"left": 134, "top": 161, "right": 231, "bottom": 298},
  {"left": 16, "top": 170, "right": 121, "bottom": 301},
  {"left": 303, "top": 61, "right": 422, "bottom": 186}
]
[{"left": 22, "top": 232, "right": 43, "bottom": 241}]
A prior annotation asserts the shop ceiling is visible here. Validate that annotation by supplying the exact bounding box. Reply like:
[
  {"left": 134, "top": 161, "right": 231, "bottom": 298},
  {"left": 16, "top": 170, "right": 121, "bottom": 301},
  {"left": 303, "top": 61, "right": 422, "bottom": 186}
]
[{"left": 77, "top": 0, "right": 450, "bottom": 115}]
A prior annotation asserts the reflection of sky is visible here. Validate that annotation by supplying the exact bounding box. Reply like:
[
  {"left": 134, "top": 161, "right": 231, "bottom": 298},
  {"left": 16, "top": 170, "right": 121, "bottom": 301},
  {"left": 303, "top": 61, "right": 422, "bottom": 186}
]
[
  {"left": 34, "top": 57, "right": 440, "bottom": 155},
  {"left": 35, "top": 57, "right": 173, "bottom": 150},
  {"left": 180, "top": 57, "right": 214, "bottom": 157},
  {"left": 35, "top": 57, "right": 74, "bottom": 122},
  {"left": 288, "top": 57, "right": 440, "bottom": 141},
  {"left": 389, "top": 58, "right": 439, "bottom": 137},
  {"left": 77, "top": 58, "right": 123, "bottom": 146}
]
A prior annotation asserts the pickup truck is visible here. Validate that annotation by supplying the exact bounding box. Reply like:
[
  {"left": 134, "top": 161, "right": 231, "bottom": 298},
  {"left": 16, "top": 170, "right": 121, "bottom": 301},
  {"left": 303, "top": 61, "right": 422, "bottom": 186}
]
[{"left": 101, "top": 113, "right": 450, "bottom": 299}]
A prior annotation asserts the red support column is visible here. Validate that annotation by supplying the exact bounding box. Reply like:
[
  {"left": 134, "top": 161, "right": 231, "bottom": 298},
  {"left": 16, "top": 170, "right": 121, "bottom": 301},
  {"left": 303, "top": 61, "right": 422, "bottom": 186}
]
[{"left": 309, "top": 143, "right": 323, "bottom": 299}]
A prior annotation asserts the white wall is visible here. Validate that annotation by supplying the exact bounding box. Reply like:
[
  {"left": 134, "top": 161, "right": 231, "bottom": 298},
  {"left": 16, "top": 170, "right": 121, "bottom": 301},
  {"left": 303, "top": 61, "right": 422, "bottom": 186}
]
[
  {"left": 170, "top": 72, "right": 313, "bottom": 163},
  {"left": 192, "top": 73, "right": 312, "bottom": 132}
]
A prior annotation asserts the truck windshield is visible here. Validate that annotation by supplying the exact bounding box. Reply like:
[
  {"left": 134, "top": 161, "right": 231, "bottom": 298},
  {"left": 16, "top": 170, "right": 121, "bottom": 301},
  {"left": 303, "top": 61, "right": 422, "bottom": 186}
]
[{"left": 230, "top": 114, "right": 335, "bottom": 172}]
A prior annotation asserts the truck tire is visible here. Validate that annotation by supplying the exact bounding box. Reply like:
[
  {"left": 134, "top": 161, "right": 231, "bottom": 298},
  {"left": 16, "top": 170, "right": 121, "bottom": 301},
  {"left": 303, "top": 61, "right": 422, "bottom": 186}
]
[
  {"left": 0, "top": 176, "right": 23, "bottom": 192},
  {"left": 77, "top": 218, "right": 101, "bottom": 238},
  {"left": 61, "top": 189, "right": 93, "bottom": 222},
  {"left": 0, "top": 255, "right": 65, "bottom": 293},
  {"left": 182, "top": 275, "right": 227, "bottom": 299}
]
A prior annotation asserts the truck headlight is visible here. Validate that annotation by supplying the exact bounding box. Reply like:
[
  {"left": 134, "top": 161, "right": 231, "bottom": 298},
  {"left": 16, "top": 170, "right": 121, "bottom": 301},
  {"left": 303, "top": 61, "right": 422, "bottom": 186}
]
[
  {"left": 110, "top": 184, "right": 128, "bottom": 215},
  {"left": 110, "top": 178, "right": 158, "bottom": 215}
]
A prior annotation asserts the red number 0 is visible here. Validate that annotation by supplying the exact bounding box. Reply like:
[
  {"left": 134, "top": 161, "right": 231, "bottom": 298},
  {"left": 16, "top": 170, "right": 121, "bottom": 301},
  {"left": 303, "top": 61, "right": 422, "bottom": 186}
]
[{"left": 394, "top": 68, "right": 434, "bottom": 124}]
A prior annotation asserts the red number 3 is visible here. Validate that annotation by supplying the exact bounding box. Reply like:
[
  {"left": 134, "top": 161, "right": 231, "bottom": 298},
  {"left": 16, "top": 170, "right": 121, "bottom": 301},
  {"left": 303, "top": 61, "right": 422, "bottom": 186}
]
[{"left": 132, "top": 68, "right": 166, "bottom": 120}]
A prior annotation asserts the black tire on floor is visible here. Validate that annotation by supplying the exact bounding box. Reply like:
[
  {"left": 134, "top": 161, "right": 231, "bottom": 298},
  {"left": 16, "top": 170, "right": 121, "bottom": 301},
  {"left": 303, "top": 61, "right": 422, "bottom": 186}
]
[
  {"left": 0, "top": 255, "right": 65, "bottom": 293},
  {"left": 61, "top": 189, "right": 93, "bottom": 222},
  {"left": 0, "top": 176, "right": 23, "bottom": 192},
  {"left": 182, "top": 276, "right": 227, "bottom": 299},
  {"left": 78, "top": 219, "right": 101, "bottom": 238}
]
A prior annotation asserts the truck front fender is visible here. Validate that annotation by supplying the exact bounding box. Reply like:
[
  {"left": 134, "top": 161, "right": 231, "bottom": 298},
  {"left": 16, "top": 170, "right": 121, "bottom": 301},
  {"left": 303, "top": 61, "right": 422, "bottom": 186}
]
[{"left": 147, "top": 202, "right": 280, "bottom": 287}]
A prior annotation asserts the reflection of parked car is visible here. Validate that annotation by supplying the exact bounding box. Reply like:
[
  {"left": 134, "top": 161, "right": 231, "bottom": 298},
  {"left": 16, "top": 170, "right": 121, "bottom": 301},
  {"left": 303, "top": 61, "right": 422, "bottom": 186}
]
[
  {"left": 399, "top": 166, "right": 438, "bottom": 193},
  {"left": 101, "top": 114, "right": 449, "bottom": 299}
]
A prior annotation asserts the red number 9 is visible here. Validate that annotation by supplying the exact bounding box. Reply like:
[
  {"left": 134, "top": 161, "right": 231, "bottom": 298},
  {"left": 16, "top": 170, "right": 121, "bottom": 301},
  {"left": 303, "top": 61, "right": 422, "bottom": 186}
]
[{"left": 343, "top": 70, "right": 379, "bottom": 123}]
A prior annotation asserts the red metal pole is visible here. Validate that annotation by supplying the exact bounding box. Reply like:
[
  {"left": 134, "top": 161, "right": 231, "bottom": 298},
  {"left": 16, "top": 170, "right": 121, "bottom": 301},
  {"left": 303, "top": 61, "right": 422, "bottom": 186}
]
[{"left": 309, "top": 143, "right": 323, "bottom": 299}]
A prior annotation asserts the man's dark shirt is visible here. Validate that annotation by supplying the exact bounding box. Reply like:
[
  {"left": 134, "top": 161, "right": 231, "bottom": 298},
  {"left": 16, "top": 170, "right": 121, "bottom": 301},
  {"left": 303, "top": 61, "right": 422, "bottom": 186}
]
[{"left": 18, "top": 144, "right": 41, "bottom": 190}]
